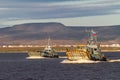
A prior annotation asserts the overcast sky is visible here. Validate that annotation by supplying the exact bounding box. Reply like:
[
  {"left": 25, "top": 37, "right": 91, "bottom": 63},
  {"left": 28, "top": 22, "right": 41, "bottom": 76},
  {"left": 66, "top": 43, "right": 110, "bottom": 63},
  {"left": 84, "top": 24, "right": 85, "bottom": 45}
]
[{"left": 0, "top": 0, "right": 120, "bottom": 27}]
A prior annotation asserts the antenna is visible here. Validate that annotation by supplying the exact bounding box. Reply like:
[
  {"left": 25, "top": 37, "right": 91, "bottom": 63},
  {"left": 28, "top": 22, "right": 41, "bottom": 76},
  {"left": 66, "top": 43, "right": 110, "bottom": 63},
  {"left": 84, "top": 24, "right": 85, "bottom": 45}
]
[
  {"left": 47, "top": 36, "right": 50, "bottom": 46},
  {"left": 85, "top": 27, "right": 90, "bottom": 43}
]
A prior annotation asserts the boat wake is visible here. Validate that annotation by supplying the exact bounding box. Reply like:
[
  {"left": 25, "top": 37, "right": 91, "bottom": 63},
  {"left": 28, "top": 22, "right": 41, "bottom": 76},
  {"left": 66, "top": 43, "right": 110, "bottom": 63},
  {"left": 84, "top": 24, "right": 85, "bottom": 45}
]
[
  {"left": 61, "top": 59, "right": 120, "bottom": 64},
  {"left": 26, "top": 56, "right": 45, "bottom": 59},
  {"left": 61, "top": 59, "right": 100, "bottom": 63},
  {"left": 107, "top": 59, "right": 120, "bottom": 62}
]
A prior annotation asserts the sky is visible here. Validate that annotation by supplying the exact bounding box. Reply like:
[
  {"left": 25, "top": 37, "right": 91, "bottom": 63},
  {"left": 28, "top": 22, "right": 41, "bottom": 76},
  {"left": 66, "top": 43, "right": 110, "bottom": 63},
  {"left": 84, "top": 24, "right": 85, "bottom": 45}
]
[{"left": 0, "top": 0, "right": 120, "bottom": 27}]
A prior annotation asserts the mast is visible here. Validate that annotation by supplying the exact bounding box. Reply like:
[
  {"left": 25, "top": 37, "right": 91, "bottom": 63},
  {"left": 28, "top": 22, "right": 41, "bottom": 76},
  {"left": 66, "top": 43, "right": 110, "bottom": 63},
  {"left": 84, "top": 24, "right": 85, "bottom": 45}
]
[
  {"left": 89, "top": 30, "right": 97, "bottom": 45},
  {"left": 47, "top": 36, "right": 51, "bottom": 48}
]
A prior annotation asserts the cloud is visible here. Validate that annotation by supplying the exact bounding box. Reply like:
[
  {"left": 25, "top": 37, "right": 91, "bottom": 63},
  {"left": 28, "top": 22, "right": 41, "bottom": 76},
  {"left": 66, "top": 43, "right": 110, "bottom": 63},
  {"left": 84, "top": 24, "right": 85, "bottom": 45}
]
[
  {"left": 1, "top": 14, "right": 120, "bottom": 27},
  {"left": 0, "top": 0, "right": 120, "bottom": 27}
]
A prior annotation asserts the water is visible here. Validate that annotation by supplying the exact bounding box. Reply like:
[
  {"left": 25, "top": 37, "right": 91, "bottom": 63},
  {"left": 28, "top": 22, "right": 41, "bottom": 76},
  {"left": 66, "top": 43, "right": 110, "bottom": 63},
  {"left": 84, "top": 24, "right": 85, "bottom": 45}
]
[
  {"left": 103, "top": 52, "right": 120, "bottom": 59},
  {"left": 0, "top": 52, "right": 119, "bottom": 80},
  {"left": 0, "top": 53, "right": 28, "bottom": 60}
]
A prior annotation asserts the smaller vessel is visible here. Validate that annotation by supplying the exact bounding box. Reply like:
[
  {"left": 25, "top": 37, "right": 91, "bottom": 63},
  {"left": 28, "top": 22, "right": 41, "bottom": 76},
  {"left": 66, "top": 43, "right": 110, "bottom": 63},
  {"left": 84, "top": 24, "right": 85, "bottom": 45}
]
[
  {"left": 66, "top": 30, "right": 107, "bottom": 61},
  {"left": 28, "top": 38, "right": 59, "bottom": 58}
]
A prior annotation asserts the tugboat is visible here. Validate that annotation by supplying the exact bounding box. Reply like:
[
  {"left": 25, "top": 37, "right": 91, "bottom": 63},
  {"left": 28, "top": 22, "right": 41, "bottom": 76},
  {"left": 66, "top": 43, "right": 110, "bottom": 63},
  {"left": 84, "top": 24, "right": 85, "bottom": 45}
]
[
  {"left": 28, "top": 38, "right": 59, "bottom": 58},
  {"left": 66, "top": 30, "right": 107, "bottom": 61}
]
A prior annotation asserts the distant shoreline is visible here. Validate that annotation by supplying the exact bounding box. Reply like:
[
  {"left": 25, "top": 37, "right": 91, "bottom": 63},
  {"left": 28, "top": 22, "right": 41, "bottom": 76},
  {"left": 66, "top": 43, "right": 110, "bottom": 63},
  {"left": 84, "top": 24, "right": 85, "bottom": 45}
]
[
  {"left": 0, "top": 50, "right": 120, "bottom": 53},
  {"left": 0, "top": 47, "right": 120, "bottom": 53},
  {"left": 102, "top": 50, "right": 120, "bottom": 52}
]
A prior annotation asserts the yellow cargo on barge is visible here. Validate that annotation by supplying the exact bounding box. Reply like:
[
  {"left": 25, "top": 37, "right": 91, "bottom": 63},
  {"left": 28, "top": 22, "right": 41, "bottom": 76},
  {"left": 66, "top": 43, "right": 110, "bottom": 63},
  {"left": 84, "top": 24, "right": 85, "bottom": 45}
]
[{"left": 66, "top": 30, "right": 107, "bottom": 61}]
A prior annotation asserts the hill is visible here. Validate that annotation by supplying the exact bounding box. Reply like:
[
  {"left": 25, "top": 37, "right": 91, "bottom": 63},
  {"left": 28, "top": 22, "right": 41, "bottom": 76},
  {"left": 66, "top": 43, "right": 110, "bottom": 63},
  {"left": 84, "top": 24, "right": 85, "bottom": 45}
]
[{"left": 0, "top": 22, "right": 120, "bottom": 45}]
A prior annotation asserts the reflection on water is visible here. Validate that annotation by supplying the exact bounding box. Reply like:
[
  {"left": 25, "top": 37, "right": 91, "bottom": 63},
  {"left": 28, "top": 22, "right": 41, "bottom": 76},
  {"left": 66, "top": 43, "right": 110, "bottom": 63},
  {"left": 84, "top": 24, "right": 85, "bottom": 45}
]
[{"left": 0, "top": 52, "right": 119, "bottom": 80}]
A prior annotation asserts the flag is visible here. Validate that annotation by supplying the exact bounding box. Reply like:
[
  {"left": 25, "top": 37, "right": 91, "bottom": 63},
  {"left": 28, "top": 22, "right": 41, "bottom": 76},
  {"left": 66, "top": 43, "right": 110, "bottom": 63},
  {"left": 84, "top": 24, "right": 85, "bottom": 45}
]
[{"left": 92, "top": 30, "right": 97, "bottom": 36}]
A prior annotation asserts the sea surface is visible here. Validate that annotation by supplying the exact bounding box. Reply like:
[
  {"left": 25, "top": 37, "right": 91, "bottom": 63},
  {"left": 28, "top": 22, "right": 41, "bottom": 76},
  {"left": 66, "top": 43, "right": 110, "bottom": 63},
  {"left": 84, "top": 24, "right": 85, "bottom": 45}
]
[{"left": 0, "top": 52, "right": 119, "bottom": 80}]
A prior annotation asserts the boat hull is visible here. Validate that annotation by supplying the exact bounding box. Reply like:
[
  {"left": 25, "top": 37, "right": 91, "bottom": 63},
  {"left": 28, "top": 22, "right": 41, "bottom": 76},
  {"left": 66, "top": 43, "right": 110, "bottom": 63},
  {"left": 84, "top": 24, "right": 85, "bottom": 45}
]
[
  {"left": 66, "top": 47, "right": 106, "bottom": 61},
  {"left": 28, "top": 51, "right": 59, "bottom": 58}
]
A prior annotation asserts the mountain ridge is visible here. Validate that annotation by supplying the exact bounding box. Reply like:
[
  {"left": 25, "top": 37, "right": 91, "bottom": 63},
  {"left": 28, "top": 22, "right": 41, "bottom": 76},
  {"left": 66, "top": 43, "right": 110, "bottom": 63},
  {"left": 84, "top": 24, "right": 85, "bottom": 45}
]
[{"left": 0, "top": 22, "right": 120, "bottom": 45}]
